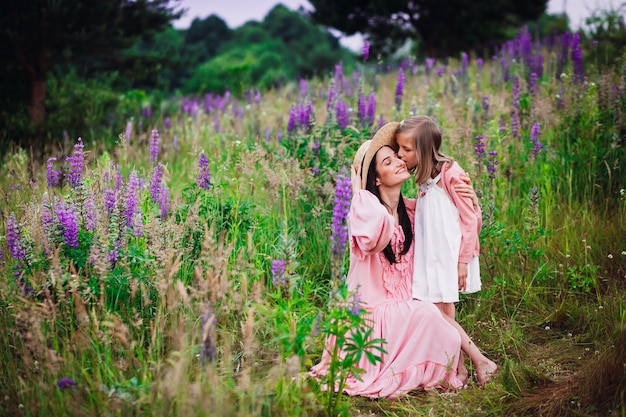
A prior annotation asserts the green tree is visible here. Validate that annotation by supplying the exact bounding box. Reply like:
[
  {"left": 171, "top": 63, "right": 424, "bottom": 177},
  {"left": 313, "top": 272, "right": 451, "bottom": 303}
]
[
  {"left": 307, "top": 0, "right": 548, "bottom": 57},
  {"left": 0, "top": 0, "right": 181, "bottom": 124}
]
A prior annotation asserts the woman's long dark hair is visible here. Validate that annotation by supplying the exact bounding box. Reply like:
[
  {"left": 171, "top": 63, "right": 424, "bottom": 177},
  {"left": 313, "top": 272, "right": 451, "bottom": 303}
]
[{"left": 363, "top": 146, "right": 413, "bottom": 264}]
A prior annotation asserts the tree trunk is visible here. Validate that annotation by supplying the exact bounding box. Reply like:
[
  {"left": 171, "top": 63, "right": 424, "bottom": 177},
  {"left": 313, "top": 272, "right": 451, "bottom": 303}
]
[{"left": 31, "top": 77, "right": 46, "bottom": 124}]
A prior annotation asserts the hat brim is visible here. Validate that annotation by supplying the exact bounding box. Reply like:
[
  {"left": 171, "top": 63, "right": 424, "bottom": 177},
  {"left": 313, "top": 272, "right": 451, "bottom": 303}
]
[{"left": 353, "top": 122, "right": 400, "bottom": 189}]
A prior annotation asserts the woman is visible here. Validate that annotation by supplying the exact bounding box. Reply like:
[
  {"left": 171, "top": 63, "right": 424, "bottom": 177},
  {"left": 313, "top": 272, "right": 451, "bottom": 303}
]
[{"left": 310, "top": 122, "right": 469, "bottom": 398}]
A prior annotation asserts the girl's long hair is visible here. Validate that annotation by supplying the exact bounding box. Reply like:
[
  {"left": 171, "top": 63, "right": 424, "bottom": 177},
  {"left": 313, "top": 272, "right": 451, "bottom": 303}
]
[
  {"left": 363, "top": 146, "right": 413, "bottom": 264},
  {"left": 397, "top": 116, "right": 453, "bottom": 184}
]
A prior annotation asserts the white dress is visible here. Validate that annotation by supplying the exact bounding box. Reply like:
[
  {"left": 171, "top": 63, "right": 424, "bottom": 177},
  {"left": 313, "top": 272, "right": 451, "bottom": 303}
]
[{"left": 412, "top": 173, "right": 481, "bottom": 303}]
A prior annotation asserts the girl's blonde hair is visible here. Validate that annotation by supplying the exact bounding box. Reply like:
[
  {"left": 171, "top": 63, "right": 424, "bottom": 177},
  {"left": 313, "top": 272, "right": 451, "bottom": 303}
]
[{"left": 397, "top": 116, "right": 453, "bottom": 184}]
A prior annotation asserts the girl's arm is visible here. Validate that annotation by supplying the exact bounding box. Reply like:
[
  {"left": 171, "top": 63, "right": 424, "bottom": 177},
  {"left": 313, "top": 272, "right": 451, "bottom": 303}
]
[{"left": 454, "top": 173, "right": 479, "bottom": 211}]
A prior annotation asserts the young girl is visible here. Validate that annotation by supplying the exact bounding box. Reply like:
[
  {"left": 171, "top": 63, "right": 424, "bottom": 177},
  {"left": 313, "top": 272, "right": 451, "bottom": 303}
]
[
  {"left": 396, "top": 116, "right": 496, "bottom": 385},
  {"left": 397, "top": 115, "right": 481, "bottom": 310}
]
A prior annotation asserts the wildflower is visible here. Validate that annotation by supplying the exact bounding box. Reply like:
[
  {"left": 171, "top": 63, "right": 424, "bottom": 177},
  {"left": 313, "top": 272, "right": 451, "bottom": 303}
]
[
  {"left": 299, "top": 79, "right": 308, "bottom": 98},
  {"left": 7, "top": 213, "right": 26, "bottom": 260},
  {"left": 312, "top": 140, "right": 321, "bottom": 157},
  {"left": 512, "top": 76, "right": 520, "bottom": 108},
  {"left": 425, "top": 57, "right": 435, "bottom": 71},
  {"left": 149, "top": 130, "right": 160, "bottom": 164},
  {"left": 474, "top": 135, "right": 486, "bottom": 162},
  {"left": 197, "top": 153, "right": 211, "bottom": 190},
  {"left": 487, "top": 151, "right": 499, "bottom": 185},
  {"left": 367, "top": 92, "right": 376, "bottom": 126},
  {"left": 499, "top": 115, "right": 507, "bottom": 135},
  {"left": 331, "top": 169, "right": 352, "bottom": 277},
  {"left": 530, "top": 122, "right": 543, "bottom": 157},
  {"left": 436, "top": 66, "right": 445, "bottom": 77},
  {"left": 461, "top": 52, "right": 469, "bottom": 73},
  {"left": 141, "top": 106, "right": 151, "bottom": 119},
  {"left": 362, "top": 41, "right": 370, "bottom": 61},
  {"left": 378, "top": 113, "right": 385, "bottom": 128},
  {"left": 482, "top": 96, "right": 490, "bottom": 117},
  {"left": 172, "top": 135, "right": 179, "bottom": 152},
  {"left": 350, "top": 292, "right": 361, "bottom": 316},
  {"left": 476, "top": 58, "right": 484, "bottom": 71},
  {"left": 326, "top": 82, "right": 336, "bottom": 115},
  {"left": 271, "top": 259, "right": 286, "bottom": 286},
  {"left": 571, "top": 32, "right": 583, "bottom": 84},
  {"left": 159, "top": 186, "right": 170, "bottom": 219},
  {"left": 46, "top": 158, "right": 61, "bottom": 188},
  {"left": 66, "top": 137, "right": 85, "bottom": 189},
  {"left": 164, "top": 117, "right": 171, "bottom": 129},
  {"left": 357, "top": 94, "right": 367, "bottom": 126},
  {"left": 608, "top": 254, "right": 613, "bottom": 259},
  {"left": 57, "top": 378, "right": 77, "bottom": 391},
  {"left": 109, "top": 239, "right": 121, "bottom": 268},
  {"left": 529, "top": 72, "right": 538, "bottom": 96},
  {"left": 149, "top": 163, "right": 163, "bottom": 203},
  {"left": 395, "top": 69, "right": 405, "bottom": 111},
  {"left": 336, "top": 100, "right": 349, "bottom": 130},
  {"left": 124, "top": 171, "right": 142, "bottom": 228},
  {"left": 287, "top": 106, "right": 297, "bottom": 134},
  {"left": 200, "top": 302, "right": 217, "bottom": 366},
  {"left": 511, "top": 108, "right": 520, "bottom": 138},
  {"left": 104, "top": 188, "right": 116, "bottom": 216},
  {"left": 131, "top": 209, "right": 144, "bottom": 237},
  {"left": 55, "top": 202, "right": 79, "bottom": 249},
  {"left": 84, "top": 191, "right": 97, "bottom": 231}
]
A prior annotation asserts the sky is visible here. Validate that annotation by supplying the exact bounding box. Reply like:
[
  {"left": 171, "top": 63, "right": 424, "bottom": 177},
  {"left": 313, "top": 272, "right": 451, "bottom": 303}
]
[{"left": 173, "top": 0, "right": 622, "bottom": 50}]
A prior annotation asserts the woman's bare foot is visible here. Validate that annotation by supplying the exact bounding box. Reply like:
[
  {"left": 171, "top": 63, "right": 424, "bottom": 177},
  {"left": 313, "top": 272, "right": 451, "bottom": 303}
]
[
  {"left": 457, "top": 354, "right": 469, "bottom": 384},
  {"left": 476, "top": 360, "right": 498, "bottom": 387}
]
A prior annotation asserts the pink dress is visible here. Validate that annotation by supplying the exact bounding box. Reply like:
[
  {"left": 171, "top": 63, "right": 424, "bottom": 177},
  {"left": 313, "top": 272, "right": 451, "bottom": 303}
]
[{"left": 310, "top": 190, "right": 464, "bottom": 398}]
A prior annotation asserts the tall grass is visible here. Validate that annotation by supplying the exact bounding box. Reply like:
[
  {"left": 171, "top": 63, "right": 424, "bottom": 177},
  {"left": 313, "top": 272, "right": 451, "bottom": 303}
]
[{"left": 1, "top": 32, "right": 625, "bottom": 416}]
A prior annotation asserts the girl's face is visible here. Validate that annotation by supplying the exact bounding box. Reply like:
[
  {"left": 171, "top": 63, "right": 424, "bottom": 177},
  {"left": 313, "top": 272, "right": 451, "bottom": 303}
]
[
  {"left": 375, "top": 146, "right": 410, "bottom": 188},
  {"left": 396, "top": 131, "right": 418, "bottom": 171}
]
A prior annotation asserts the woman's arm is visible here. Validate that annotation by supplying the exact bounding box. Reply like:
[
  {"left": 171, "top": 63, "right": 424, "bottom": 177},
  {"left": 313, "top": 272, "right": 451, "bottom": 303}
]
[{"left": 454, "top": 172, "right": 479, "bottom": 211}]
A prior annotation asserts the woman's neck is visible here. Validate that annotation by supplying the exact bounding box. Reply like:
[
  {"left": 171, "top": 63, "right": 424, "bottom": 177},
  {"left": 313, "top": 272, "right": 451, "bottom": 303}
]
[{"left": 379, "top": 188, "right": 401, "bottom": 219}]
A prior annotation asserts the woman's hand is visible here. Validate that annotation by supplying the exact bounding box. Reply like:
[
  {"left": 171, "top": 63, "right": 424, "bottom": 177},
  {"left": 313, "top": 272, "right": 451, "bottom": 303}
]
[
  {"left": 351, "top": 164, "right": 362, "bottom": 196},
  {"left": 455, "top": 173, "right": 479, "bottom": 211}
]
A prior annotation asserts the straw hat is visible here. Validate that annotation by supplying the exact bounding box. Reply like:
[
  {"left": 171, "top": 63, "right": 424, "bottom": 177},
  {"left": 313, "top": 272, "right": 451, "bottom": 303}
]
[{"left": 352, "top": 121, "right": 400, "bottom": 189}]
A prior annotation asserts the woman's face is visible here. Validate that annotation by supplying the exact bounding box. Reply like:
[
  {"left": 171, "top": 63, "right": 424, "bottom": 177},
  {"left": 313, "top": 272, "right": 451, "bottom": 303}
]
[
  {"left": 375, "top": 146, "right": 410, "bottom": 188},
  {"left": 396, "top": 131, "right": 418, "bottom": 171}
]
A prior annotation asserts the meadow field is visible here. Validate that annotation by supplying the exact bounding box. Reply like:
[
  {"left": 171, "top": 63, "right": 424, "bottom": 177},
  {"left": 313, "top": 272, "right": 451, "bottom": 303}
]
[{"left": 1, "top": 29, "right": 625, "bottom": 416}]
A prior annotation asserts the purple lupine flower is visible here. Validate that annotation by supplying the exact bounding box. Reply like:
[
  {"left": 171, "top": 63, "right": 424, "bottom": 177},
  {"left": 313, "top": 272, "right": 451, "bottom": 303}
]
[
  {"left": 395, "top": 69, "right": 405, "bottom": 111},
  {"left": 367, "top": 92, "right": 376, "bottom": 126},
  {"left": 150, "top": 163, "right": 163, "bottom": 203},
  {"left": 55, "top": 202, "right": 79, "bottom": 249},
  {"left": 312, "top": 140, "right": 321, "bottom": 157},
  {"left": 511, "top": 108, "right": 520, "bottom": 138},
  {"left": 271, "top": 259, "right": 286, "bottom": 286},
  {"left": 474, "top": 135, "right": 486, "bottom": 162},
  {"left": 357, "top": 94, "right": 367, "bottom": 126},
  {"left": 131, "top": 210, "right": 144, "bottom": 237},
  {"left": 66, "top": 137, "right": 85, "bottom": 189},
  {"left": 571, "top": 32, "right": 584, "bottom": 84},
  {"left": 530, "top": 122, "right": 543, "bottom": 157},
  {"left": 362, "top": 41, "right": 370, "bottom": 61},
  {"left": 529, "top": 72, "right": 538, "bottom": 96},
  {"left": 141, "top": 106, "right": 151, "bottom": 119},
  {"left": 461, "top": 52, "right": 469, "bottom": 73},
  {"left": 557, "top": 31, "right": 572, "bottom": 79},
  {"left": 436, "top": 66, "right": 446, "bottom": 77},
  {"left": 124, "top": 121, "right": 133, "bottom": 141},
  {"left": 164, "top": 117, "right": 171, "bottom": 129},
  {"left": 277, "top": 130, "right": 283, "bottom": 142},
  {"left": 476, "top": 58, "right": 484, "bottom": 71},
  {"left": 197, "top": 153, "right": 211, "bottom": 190},
  {"left": 500, "top": 55, "right": 510, "bottom": 83},
  {"left": 159, "top": 186, "right": 170, "bottom": 219},
  {"left": 46, "top": 158, "right": 61, "bottom": 188},
  {"left": 378, "top": 113, "right": 385, "bottom": 128},
  {"left": 311, "top": 166, "right": 320, "bottom": 176},
  {"left": 287, "top": 106, "right": 297, "bottom": 134},
  {"left": 482, "top": 96, "right": 490, "bottom": 116},
  {"left": 108, "top": 239, "right": 121, "bottom": 268},
  {"left": 326, "top": 83, "right": 336, "bottom": 114},
  {"left": 331, "top": 169, "right": 352, "bottom": 271},
  {"left": 84, "top": 191, "right": 97, "bottom": 231},
  {"left": 335, "top": 100, "right": 349, "bottom": 130},
  {"left": 149, "top": 130, "right": 160, "bottom": 164},
  {"left": 512, "top": 76, "right": 520, "bottom": 108},
  {"left": 124, "top": 171, "right": 142, "bottom": 228},
  {"left": 7, "top": 213, "right": 26, "bottom": 260},
  {"left": 57, "top": 378, "right": 77, "bottom": 391},
  {"left": 200, "top": 302, "right": 217, "bottom": 366},
  {"left": 487, "top": 151, "right": 499, "bottom": 184},
  {"left": 104, "top": 188, "right": 116, "bottom": 216}
]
